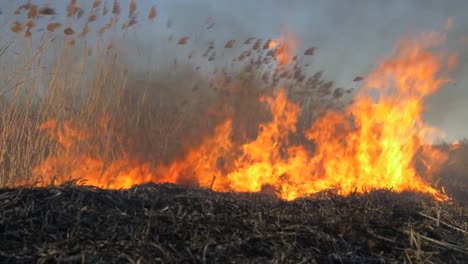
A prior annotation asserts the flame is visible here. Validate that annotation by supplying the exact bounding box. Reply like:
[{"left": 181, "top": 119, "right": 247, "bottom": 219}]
[
  {"left": 31, "top": 30, "right": 454, "bottom": 201},
  {"left": 302, "top": 33, "right": 453, "bottom": 200},
  {"left": 33, "top": 118, "right": 174, "bottom": 188},
  {"left": 268, "top": 33, "right": 297, "bottom": 66}
]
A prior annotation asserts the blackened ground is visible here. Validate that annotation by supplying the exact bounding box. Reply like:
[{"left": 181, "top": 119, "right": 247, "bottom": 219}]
[{"left": 0, "top": 183, "right": 467, "bottom": 264}]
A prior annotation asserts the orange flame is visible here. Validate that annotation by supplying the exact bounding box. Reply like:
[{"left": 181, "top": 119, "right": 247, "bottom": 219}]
[
  {"left": 305, "top": 35, "right": 452, "bottom": 200},
  {"left": 268, "top": 33, "right": 297, "bottom": 66},
  {"left": 31, "top": 31, "right": 454, "bottom": 201}
]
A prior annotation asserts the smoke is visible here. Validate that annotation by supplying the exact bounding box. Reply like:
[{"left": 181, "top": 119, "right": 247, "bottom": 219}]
[
  {"left": 1, "top": 0, "right": 468, "bottom": 140},
  {"left": 160, "top": 0, "right": 468, "bottom": 141}
]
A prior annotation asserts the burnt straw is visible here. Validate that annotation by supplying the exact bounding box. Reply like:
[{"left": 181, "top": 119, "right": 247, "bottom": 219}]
[{"left": 0, "top": 183, "right": 467, "bottom": 263}]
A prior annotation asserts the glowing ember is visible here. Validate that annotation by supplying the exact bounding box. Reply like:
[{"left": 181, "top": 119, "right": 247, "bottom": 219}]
[
  {"left": 267, "top": 33, "right": 297, "bottom": 66},
  {"left": 32, "top": 30, "right": 454, "bottom": 201}
]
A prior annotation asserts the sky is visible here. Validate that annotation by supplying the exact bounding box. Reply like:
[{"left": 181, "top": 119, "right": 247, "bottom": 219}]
[{"left": 1, "top": 0, "right": 468, "bottom": 141}]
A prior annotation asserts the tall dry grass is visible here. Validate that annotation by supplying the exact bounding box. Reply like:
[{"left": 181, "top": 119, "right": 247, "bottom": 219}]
[
  {"left": 0, "top": 1, "right": 399, "bottom": 192},
  {"left": 0, "top": 1, "right": 175, "bottom": 186},
  {"left": 1, "top": 1, "right": 467, "bottom": 203}
]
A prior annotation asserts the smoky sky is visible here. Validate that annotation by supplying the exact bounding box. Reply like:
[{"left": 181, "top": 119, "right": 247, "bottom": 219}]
[{"left": 1, "top": 0, "right": 468, "bottom": 141}]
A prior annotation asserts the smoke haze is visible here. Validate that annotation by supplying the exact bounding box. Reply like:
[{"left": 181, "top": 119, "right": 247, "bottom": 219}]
[{"left": 1, "top": 0, "right": 468, "bottom": 141}]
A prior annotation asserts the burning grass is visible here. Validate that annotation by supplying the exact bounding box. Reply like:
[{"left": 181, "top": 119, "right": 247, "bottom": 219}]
[
  {"left": 23, "top": 33, "right": 454, "bottom": 201},
  {"left": 0, "top": 183, "right": 467, "bottom": 263},
  {"left": 1, "top": 2, "right": 468, "bottom": 261},
  {"left": 0, "top": 1, "right": 350, "bottom": 196},
  {"left": 1, "top": 2, "right": 466, "bottom": 197}
]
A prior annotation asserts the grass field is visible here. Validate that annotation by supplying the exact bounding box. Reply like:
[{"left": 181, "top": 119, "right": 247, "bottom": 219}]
[
  {"left": 0, "top": 2, "right": 467, "bottom": 263},
  {"left": 0, "top": 1, "right": 347, "bottom": 191},
  {"left": 0, "top": 183, "right": 467, "bottom": 263}
]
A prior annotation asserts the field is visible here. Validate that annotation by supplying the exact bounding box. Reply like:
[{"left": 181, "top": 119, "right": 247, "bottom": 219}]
[
  {"left": 1, "top": 184, "right": 467, "bottom": 263},
  {"left": 0, "top": 1, "right": 468, "bottom": 263}
]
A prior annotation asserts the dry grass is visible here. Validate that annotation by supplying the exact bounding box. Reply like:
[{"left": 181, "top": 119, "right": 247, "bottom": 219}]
[
  {"left": 0, "top": 1, "right": 345, "bottom": 188},
  {"left": 0, "top": 2, "right": 467, "bottom": 263},
  {"left": 0, "top": 1, "right": 466, "bottom": 200},
  {"left": 0, "top": 184, "right": 467, "bottom": 263},
  {"left": 1, "top": 1, "right": 467, "bottom": 201}
]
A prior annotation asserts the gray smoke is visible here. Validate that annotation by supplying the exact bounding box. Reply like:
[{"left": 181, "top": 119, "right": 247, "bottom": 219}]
[
  {"left": 161, "top": 0, "right": 468, "bottom": 141},
  {"left": 1, "top": 0, "right": 468, "bottom": 141}
]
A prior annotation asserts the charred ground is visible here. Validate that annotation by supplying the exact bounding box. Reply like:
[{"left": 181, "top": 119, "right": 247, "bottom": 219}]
[
  {"left": 1, "top": 2, "right": 468, "bottom": 263},
  {"left": 0, "top": 183, "right": 467, "bottom": 264}
]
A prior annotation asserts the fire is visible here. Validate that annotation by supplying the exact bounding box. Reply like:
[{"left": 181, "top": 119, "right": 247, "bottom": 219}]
[
  {"left": 267, "top": 33, "right": 297, "bottom": 66},
  {"left": 33, "top": 118, "right": 173, "bottom": 188},
  {"left": 305, "top": 35, "right": 452, "bottom": 199},
  {"left": 31, "top": 30, "right": 454, "bottom": 201}
]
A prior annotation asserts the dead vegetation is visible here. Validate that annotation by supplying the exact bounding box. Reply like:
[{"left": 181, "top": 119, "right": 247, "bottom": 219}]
[
  {"left": 1, "top": 2, "right": 468, "bottom": 263},
  {"left": 0, "top": 183, "right": 467, "bottom": 263},
  {"left": 0, "top": 1, "right": 346, "bottom": 188}
]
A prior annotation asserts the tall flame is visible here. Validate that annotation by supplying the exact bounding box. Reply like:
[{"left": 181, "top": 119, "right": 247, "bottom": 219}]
[
  {"left": 31, "top": 31, "right": 454, "bottom": 201},
  {"left": 305, "top": 34, "right": 452, "bottom": 199}
]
